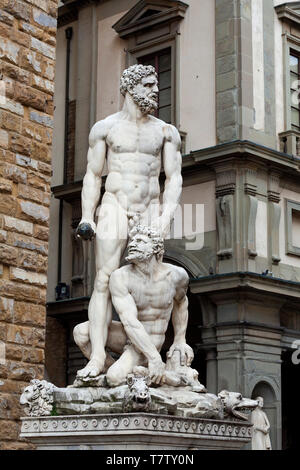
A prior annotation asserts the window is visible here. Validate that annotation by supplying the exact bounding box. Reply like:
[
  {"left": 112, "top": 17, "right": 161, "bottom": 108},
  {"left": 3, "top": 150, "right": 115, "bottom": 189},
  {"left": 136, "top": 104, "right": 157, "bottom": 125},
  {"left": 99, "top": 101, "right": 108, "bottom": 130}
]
[
  {"left": 286, "top": 199, "right": 300, "bottom": 256},
  {"left": 290, "top": 52, "right": 300, "bottom": 132},
  {"left": 138, "top": 48, "right": 172, "bottom": 123}
]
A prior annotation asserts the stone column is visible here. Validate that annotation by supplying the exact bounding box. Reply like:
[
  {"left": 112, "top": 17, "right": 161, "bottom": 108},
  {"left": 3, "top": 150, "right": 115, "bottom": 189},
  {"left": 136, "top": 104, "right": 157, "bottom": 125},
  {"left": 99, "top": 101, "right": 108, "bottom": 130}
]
[{"left": 0, "top": 0, "right": 58, "bottom": 450}]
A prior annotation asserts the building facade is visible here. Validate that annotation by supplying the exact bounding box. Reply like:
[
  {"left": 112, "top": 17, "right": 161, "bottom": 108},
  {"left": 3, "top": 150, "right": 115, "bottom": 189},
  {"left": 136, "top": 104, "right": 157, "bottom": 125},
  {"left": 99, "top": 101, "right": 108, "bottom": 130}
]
[
  {"left": 47, "top": 0, "right": 300, "bottom": 450},
  {"left": 0, "top": 0, "right": 59, "bottom": 449}
]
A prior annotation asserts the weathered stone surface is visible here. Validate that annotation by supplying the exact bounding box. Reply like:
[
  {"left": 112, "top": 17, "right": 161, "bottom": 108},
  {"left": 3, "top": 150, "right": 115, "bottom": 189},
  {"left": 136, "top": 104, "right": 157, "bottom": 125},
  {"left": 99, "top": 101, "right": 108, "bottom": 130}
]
[
  {"left": 0, "top": 177, "right": 13, "bottom": 193},
  {"left": 13, "top": 302, "right": 45, "bottom": 327},
  {"left": 20, "top": 49, "right": 43, "bottom": 74},
  {"left": 30, "top": 140, "right": 51, "bottom": 163},
  {"left": 0, "top": 195, "right": 17, "bottom": 217},
  {"left": 0, "top": 297, "right": 14, "bottom": 321},
  {"left": 18, "top": 200, "right": 49, "bottom": 225},
  {"left": 10, "top": 133, "right": 31, "bottom": 156},
  {"left": 0, "top": 110, "right": 22, "bottom": 132},
  {"left": 30, "top": 109, "right": 53, "bottom": 128},
  {"left": 0, "top": 59, "right": 30, "bottom": 85},
  {"left": 0, "top": 229, "right": 7, "bottom": 242},
  {"left": 0, "top": 0, "right": 58, "bottom": 449},
  {"left": 14, "top": 82, "right": 48, "bottom": 112},
  {"left": 0, "top": 279, "right": 43, "bottom": 303},
  {"left": 0, "top": 9, "right": 14, "bottom": 26},
  {"left": 19, "top": 21, "right": 43, "bottom": 40},
  {"left": 1, "top": 162, "right": 27, "bottom": 183},
  {"left": 10, "top": 267, "right": 47, "bottom": 286},
  {"left": 0, "top": 39, "right": 19, "bottom": 65},
  {"left": 3, "top": 0, "right": 31, "bottom": 21},
  {"left": 32, "top": 8, "right": 57, "bottom": 32},
  {"left": 0, "top": 129, "right": 9, "bottom": 148},
  {"left": 2, "top": 215, "right": 33, "bottom": 235},
  {"left": 31, "top": 37, "right": 55, "bottom": 60},
  {"left": 0, "top": 97, "right": 24, "bottom": 116},
  {"left": 10, "top": 232, "right": 48, "bottom": 254},
  {"left": 33, "top": 224, "right": 49, "bottom": 241},
  {"left": 18, "top": 183, "right": 50, "bottom": 206}
]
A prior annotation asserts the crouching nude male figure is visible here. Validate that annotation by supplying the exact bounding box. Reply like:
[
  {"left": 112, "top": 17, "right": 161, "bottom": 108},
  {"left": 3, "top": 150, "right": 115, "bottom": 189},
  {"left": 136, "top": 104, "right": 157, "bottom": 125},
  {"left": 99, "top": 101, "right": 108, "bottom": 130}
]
[
  {"left": 74, "top": 225, "right": 195, "bottom": 386},
  {"left": 75, "top": 64, "right": 182, "bottom": 379}
]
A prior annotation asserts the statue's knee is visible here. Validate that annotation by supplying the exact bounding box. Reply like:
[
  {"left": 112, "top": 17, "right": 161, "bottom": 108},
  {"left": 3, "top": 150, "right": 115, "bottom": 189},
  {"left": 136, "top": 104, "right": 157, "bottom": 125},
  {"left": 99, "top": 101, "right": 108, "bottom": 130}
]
[
  {"left": 73, "top": 323, "right": 88, "bottom": 345},
  {"left": 94, "top": 271, "right": 110, "bottom": 294},
  {"left": 106, "top": 366, "right": 125, "bottom": 387}
]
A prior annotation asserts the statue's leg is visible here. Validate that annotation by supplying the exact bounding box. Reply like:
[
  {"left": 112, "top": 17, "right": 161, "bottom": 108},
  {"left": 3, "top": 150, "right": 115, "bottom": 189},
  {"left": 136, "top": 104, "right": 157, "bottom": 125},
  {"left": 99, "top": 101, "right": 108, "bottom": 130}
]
[
  {"left": 106, "top": 320, "right": 128, "bottom": 355},
  {"left": 77, "top": 199, "right": 128, "bottom": 378},
  {"left": 106, "top": 345, "right": 144, "bottom": 387},
  {"left": 73, "top": 321, "right": 91, "bottom": 359}
]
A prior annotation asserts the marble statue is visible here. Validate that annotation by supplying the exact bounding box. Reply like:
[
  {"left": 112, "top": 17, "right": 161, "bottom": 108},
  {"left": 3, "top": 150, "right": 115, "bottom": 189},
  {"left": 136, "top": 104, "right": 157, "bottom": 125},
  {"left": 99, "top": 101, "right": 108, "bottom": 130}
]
[
  {"left": 74, "top": 224, "right": 202, "bottom": 390},
  {"left": 251, "top": 397, "right": 272, "bottom": 450},
  {"left": 75, "top": 64, "right": 183, "bottom": 380}
]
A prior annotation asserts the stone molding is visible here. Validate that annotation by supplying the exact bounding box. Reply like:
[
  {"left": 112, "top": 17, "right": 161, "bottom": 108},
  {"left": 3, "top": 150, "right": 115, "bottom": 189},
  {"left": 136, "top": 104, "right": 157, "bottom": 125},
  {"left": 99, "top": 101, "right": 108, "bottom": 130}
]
[
  {"left": 275, "top": 3, "right": 300, "bottom": 29},
  {"left": 112, "top": 0, "right": 188, "bottom": 39},
  {"left": 21, "top": 413, "right": 252, "bottom": 442}
]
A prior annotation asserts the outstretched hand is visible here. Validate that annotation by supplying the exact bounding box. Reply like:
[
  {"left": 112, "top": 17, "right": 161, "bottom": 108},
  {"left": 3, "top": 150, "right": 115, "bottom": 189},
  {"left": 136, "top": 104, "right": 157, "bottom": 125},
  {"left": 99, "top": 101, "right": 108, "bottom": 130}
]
[{"left": 167, "top": 343, "right": 194, "bottom": 367}]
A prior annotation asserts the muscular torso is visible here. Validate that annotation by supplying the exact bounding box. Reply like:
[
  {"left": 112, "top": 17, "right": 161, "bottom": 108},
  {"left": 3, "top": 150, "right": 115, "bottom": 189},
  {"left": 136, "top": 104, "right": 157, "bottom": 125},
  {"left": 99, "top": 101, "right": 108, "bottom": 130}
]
[
  {"left": 104, "top": 115, "right": 165, "bottom": 214},
  {"left": 126, "top": 264, "right": 179, "bottom": 351}
]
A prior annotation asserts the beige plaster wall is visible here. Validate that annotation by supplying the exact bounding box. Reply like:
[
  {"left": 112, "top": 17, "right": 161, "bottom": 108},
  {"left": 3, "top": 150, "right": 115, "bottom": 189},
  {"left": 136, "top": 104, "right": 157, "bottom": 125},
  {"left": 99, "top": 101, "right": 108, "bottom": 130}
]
[
  {"left": 176, "top": 181, "right": 216, "bottom": 239},
  {"left": 96, "top": 12, "right": 126, "bottom": 122},
  {"left": 179, "top": 0, "right": 216, "bottom": 153},
  {"left": 48, "top": 21, "right": 78, "bottom": 302}
]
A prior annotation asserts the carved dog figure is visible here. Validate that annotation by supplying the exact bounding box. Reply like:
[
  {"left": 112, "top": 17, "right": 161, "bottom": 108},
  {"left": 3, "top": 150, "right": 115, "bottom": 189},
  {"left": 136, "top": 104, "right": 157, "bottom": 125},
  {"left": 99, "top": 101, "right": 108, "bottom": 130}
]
[
  {"left": 123, "top": 374, "right": 151, "bottom": 413},
  {"left": 218, "top": 390, "right": 258, "bottom": 421}
]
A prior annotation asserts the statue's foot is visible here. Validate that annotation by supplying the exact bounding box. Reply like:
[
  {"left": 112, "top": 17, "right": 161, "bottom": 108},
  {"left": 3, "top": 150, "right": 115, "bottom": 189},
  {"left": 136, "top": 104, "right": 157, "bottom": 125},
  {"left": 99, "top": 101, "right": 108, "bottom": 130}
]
[{"left": 77, "top": 358, "right": 104, "bottom": 379}]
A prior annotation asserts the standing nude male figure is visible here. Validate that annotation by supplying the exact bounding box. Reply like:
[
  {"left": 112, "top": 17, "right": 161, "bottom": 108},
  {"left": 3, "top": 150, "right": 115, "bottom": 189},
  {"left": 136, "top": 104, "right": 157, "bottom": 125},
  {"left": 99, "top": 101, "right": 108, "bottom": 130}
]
[{"left": 75, "top": 65, "right": 182, "bottom": 379}]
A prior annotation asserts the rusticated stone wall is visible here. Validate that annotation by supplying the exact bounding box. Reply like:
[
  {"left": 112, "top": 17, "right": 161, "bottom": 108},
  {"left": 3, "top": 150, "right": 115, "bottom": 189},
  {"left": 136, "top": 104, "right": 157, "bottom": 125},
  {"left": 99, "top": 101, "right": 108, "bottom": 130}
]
[{"left": 0, "top": 0, "right": 58, "bottom": 449}]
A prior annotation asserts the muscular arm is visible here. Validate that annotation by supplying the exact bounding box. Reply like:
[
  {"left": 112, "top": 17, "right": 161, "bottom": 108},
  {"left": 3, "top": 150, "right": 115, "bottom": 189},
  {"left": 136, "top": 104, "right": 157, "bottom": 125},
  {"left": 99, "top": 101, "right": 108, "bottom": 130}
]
[
  {"left": 168, "top": 268, "right": 194, "bottom": 366},
  {"left": 159, "top": 125, "right": 182, "bottom": 237},
  {"left": 109, "top": 269, "right": 162, "bottom": 363},
  {"left": 80, "top": 121, "right": 107, "bottom": 227}
]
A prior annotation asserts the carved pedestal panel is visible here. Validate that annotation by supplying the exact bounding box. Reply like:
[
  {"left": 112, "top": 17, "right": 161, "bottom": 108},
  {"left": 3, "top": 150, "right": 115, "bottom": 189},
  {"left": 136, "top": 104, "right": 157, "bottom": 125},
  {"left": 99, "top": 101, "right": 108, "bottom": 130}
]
[{"left": 20, "top": 414, "right": 252, "bottom": 450}]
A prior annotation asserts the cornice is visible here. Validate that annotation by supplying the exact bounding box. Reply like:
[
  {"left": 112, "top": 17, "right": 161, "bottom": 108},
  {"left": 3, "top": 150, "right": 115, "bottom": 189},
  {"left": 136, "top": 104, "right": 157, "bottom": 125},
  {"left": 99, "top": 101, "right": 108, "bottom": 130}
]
[{"left": 275, "top": 3, "right": 300, "bottom": 28}]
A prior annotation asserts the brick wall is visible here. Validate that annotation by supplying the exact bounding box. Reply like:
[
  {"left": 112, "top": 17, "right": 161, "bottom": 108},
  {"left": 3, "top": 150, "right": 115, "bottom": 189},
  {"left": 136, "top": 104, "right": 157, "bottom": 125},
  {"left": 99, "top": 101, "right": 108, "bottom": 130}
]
[{"left": 0, "top": 0, "right": 58, "bottom": 449}]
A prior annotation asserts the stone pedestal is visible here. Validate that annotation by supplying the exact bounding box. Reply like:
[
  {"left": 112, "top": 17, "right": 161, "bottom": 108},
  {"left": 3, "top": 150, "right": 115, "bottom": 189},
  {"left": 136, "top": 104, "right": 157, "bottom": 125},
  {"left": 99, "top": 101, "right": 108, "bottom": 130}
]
[{"left": 20, "top": 413, "right": 252, "bottom": 450}]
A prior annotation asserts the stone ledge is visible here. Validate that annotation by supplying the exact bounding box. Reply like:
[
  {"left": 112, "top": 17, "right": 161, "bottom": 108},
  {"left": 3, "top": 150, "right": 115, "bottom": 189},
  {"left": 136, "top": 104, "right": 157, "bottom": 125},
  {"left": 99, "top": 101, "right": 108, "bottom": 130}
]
[{"left": 20, "top": 413, "right": 252, "bottom": 450}]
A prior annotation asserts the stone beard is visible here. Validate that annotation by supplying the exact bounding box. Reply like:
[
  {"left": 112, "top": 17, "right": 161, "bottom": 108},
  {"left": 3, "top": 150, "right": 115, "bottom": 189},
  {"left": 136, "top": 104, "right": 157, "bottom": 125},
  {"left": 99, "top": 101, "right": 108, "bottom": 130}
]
[{"left": 130, "top": 90, "right": 158, "bottom": 115}]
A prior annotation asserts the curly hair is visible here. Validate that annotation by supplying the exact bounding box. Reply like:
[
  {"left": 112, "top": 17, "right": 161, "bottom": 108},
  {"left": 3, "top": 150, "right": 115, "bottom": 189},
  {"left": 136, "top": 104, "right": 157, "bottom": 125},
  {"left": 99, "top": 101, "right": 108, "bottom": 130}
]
[
  {"left": 120, "top": 64, "right": 157, "bottom": 96},
  {"left": 129, "top": 223, "right": 164, "bottom": 259}
]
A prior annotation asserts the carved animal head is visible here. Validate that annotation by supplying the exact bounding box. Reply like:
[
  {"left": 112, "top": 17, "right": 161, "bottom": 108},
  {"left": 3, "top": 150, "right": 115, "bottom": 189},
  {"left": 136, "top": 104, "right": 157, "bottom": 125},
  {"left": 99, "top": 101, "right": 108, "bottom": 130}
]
[
  {"left": 127, "top": 374, "right": 151, "bottom": 404},
  {"left": 20, "top": 379, "right": 54, "bottom": 417},
  {"left": 218, "top": 390, "right": 258, "bottom": 421}
]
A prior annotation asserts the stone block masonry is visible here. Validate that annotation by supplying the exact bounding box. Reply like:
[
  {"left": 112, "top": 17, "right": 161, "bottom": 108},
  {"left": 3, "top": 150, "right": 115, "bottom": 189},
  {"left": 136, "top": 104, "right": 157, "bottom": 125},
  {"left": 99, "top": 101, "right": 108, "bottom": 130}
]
[{"left": 0, "top": 0, "right": 58, "bottom": 450}]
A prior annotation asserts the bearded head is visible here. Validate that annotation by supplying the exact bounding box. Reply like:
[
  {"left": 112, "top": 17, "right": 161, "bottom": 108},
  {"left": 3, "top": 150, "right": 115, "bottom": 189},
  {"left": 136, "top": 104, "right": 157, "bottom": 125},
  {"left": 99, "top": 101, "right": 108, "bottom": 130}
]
[
  {"left": 126, "top": 224, "right": 164, "bottom": 264},
  {"left": 120, "top": 64, "right": 158, "bottom": 115}
]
